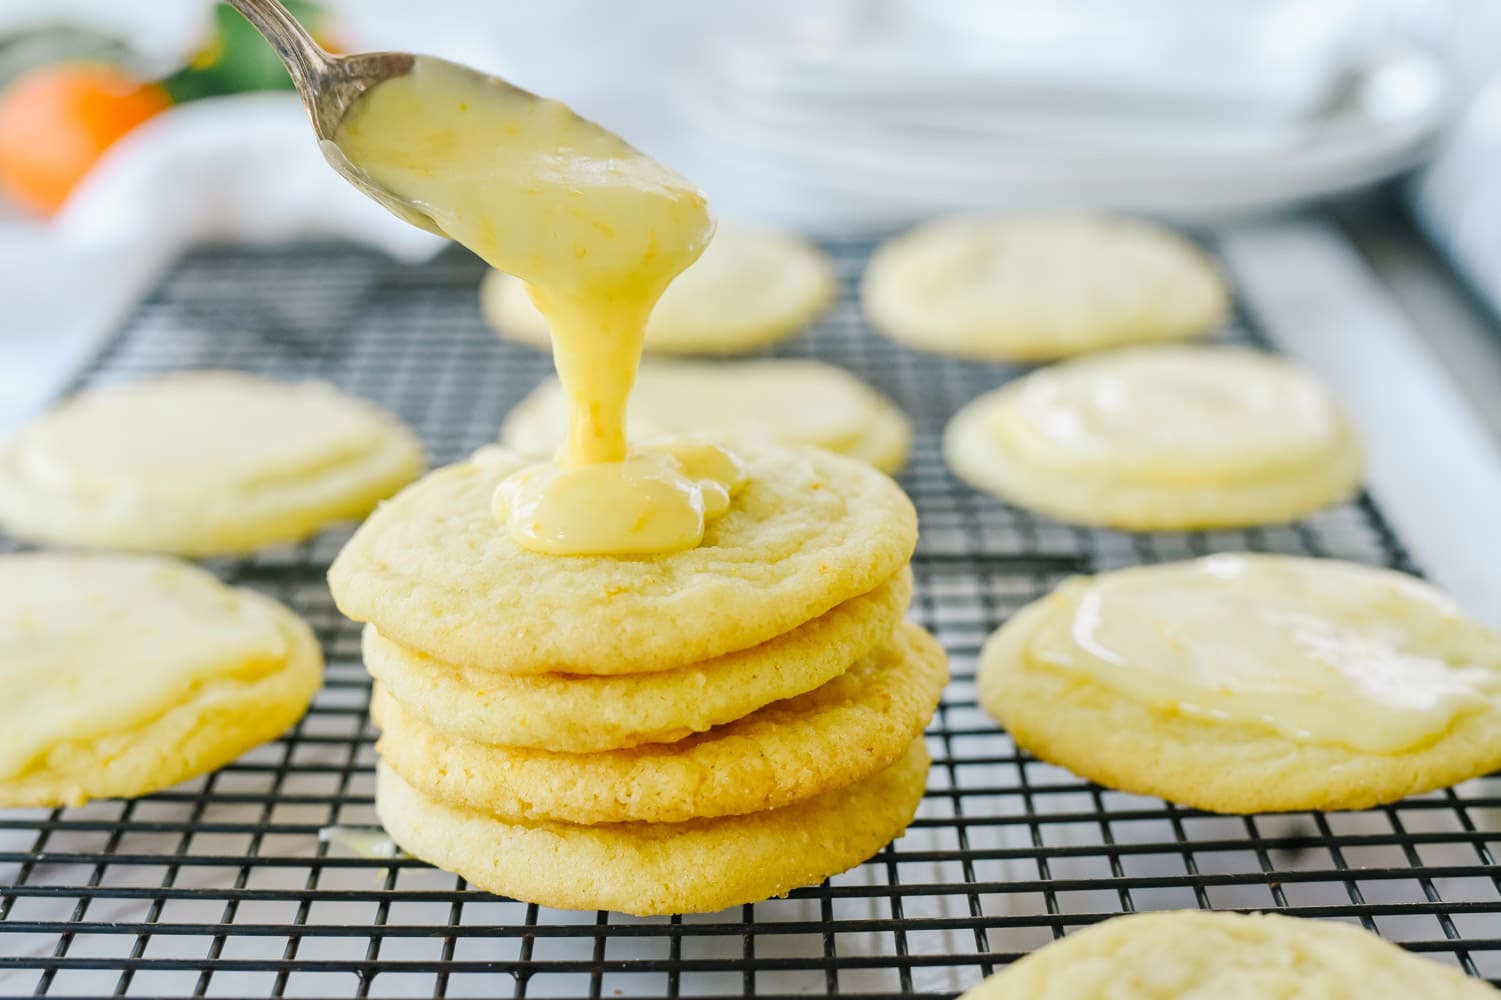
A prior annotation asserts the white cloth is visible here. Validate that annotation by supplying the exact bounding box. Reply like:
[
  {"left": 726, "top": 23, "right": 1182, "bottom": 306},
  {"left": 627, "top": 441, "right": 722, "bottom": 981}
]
[
  {"left": 52, "top": 92, "right": 442, "bottom": 261},
  {"left": 0, "top": 92, "right": 444, "bottom": 435}
]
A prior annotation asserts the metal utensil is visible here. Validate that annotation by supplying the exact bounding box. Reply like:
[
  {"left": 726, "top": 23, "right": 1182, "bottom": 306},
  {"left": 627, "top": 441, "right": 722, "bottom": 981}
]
[{"left": 223, "top": 0, "right": 537, "bottom": 237}]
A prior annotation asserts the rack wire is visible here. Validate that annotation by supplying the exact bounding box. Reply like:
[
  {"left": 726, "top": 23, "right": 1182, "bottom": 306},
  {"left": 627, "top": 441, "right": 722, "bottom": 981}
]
[{"left": 2, "top": 239, "right": 1498, "bottom": 999}]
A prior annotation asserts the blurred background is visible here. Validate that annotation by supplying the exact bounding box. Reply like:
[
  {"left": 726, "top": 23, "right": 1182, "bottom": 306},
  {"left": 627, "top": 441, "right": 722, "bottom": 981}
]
[{"left": 0, "top": 0, "right": 1498, "bottom": 432}]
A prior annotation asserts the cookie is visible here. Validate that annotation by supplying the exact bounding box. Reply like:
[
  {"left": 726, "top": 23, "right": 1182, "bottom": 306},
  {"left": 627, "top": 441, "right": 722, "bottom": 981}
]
[
  {"left": 376, "top": 736, "right": 929, "bottom": 915},
  {"left": 364, "top": 569, "right": 911, "bottom": 752},
  {"left": 482, "top": 223, "right": 836, "bottom": 354},
  {"left": 499, "top": 359, "right": 911, "bottom": 473},
  {"left": 0, "top": 552, "right": 322, "bottom": 808},
  {"left": 944, "top": 345, "right": 1361, "bottom": 530},
  {"left": 978, "top": 554, "right": 1501, "bottom": 813},
  {"left": 863, "top": 215, "right": 1228, "bottom": 361},
  {"left": 959, "top": 909, "right": 1498, "bottom": 998},
  {"left": 330, "top": 441, "right": 917, "bottom": 675},
  {"left": 0, "top": 371, "right": 423, "bottom": 555},
  {"left": 372, "top": 620, "right": 945, "bottom": 823}
]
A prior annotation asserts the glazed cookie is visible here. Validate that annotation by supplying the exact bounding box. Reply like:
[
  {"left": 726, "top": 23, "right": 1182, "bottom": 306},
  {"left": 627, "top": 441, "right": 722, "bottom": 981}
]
[
  {"left": 500, "top": 359, "right": 911, "bottom": 473},
  {"left": 376, "top": 737, "right": 929, "bottom": 915},
  {"left": 959, "top": 910, "right": 1499, "bottom": 998},
  {"left": 0, "top": 371, "right": 423, "bottom": 555},
  {"left": 330, "top": 441, "right": 917, "bottom": 675},
  {"left": 944, "top": 345, "right": 1361, "bottom": 530},
  {"left": 978, "top": 554, "right": 1501, "bottom": 813},
  {"left": 483, "top": 223, "right": 836, "bottom": 354},
  {"left": 364, "top": 569, "right": 911, "bottom": 752},
  {"left": 863, "top": 215, "right": 1228, "bottom": 360},
  {"left": 372, "top": 620, "right": 945, "bottom": 823},
  {"left": 0, "top": 552, "right": 322, "bottom": 808}
]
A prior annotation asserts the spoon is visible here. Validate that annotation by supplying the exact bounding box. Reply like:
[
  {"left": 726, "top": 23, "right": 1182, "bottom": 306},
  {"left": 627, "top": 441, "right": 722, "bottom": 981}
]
[{"left": 223, "top": 0, "right": 541, "bottom": 237}]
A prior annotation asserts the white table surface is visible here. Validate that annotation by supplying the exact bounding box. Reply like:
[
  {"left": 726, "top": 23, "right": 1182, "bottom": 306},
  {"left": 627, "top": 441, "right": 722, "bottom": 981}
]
[{"left": 1224, "top": 218, "right": 1501, "bottom": 624}]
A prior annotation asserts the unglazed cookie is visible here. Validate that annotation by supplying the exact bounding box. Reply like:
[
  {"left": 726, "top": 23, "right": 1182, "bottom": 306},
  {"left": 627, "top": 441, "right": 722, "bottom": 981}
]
[
  {"left": 500, "top": 359, "right": 911, "bottom": 473},
  {"left": 329, "top": 441, "right": 917, "bottom": 675},
  {"left": 0, "top": 552, "right": 321, "bottom": 808},
  {"left": 483, "top": 223, "right": 836, "bottom": 354},
  {"left": 978, "top": 554, "right": 1501, "bottom": 813},
  {"left": 371, "top": 620, "right": 945, "bottom": 823},
  {"left": 944, "top": 345, "right": 1361, "bottom": 530},
  {"left": 958, "top": 910, "right": 1499, "bottom": 999},
  {"left": 376, "top": 737, "right": 929, "bottom": 915},
  {"left": 863, "top": 215, "right": 1228, "bottom": 360},
  {"left": 0, "top": 371, "right": 423, "bottom": 555},
  {"left": 364, "top": 569, "right": 911, "bottom": 752}
]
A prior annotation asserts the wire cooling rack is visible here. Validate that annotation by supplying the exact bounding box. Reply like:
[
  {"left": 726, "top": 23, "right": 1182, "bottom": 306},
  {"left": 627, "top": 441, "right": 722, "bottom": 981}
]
[{"left": 3, "top": 239, "right": 1499, "bottom": 1000}]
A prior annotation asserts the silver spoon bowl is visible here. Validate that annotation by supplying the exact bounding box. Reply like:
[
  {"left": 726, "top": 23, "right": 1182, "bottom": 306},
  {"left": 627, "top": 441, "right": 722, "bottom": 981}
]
[{"left": 225, "top": 0, "right": 539, "bottom": 237}]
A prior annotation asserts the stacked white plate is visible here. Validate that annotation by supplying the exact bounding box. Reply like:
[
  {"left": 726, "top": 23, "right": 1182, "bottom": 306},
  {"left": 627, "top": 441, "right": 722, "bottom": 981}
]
[{"left": 679, "top": 0, "right": 1454, "bottom": 230}]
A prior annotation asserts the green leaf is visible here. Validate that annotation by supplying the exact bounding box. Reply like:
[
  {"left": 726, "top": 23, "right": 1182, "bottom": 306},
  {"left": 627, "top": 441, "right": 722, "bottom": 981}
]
[{"left": 162, "top": 1, "right": 332, "bottom": 104}]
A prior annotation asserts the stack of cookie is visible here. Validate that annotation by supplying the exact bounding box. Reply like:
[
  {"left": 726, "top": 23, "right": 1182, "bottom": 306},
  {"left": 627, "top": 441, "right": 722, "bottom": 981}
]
[{"left": 330, "top": 441, "right": 945, "bottom": 915}]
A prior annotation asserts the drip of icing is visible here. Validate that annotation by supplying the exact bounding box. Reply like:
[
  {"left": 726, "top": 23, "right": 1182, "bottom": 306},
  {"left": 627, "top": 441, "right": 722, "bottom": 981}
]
[{"left": 336, "top": 58, "right": 729, "bottom": 556}]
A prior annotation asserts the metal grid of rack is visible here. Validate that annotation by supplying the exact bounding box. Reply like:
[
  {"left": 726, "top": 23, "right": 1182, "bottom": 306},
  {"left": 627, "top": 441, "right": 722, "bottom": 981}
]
[{"left": 2, "top": 239, "right": 1498, "bottom": 999}]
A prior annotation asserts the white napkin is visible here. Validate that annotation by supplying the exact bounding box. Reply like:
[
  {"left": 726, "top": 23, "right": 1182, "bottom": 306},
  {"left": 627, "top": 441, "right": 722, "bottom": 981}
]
[
  {"left": 0, "top": 92, "right": 444, "bottom": 436},
  {"left": 52, "top": 91, "right": 443, "bottom": 261}
]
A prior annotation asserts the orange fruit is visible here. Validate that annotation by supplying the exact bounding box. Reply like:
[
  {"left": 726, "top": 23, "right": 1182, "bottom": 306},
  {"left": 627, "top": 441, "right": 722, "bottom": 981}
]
[{"left": 0, "top": 64, "right": 171, "bottom": 216}]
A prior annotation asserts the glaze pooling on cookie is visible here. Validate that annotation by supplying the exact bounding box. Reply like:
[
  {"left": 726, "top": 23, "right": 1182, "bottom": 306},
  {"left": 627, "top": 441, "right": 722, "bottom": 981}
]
[
  {"left": 492, "top": 439, "right": 748, "bottom": 555},
  {"left": 0, "top": 371, "right": 423, "bottom": 555},
  {"left": 0, "top": 552, "right": 321, "bottom": 807},
  {"left": 1001, "top": 346, "right": 1345, "bottom": 480},
  {"left": 16, "top": 374, "right": 391, "bottom": 493},
  {"left": 500, "top": 359, "right": 912, "bottom": 474},
  {"left": 960, "top": 910, "right": 1500, "bottom": 999},
  {"left": 336, "top": 57, "right": 727, "bottom": 556},
  {"left": 0, "top": 554, "right": 285, "bottom": 777},
  {"left": 980, "top": 557, "right": 1501, "bottom": 812},
  {"left": 1029, "top": 555, "right": 1498, "bottom": 754},
  {"left": 944, "top": 345, "right": 1362, "bottom": 530}
]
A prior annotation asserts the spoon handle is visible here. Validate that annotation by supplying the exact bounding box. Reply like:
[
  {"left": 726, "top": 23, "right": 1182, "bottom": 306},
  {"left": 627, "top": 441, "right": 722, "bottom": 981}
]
[{"left": 223, "top": 0, "right": 333, "bottom": 100}]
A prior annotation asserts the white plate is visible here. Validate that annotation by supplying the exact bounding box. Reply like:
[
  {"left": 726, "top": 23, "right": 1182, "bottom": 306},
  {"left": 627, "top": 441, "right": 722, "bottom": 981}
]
[{"left": 680, "top": 39, "right": 1453, "bottom": 229}]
